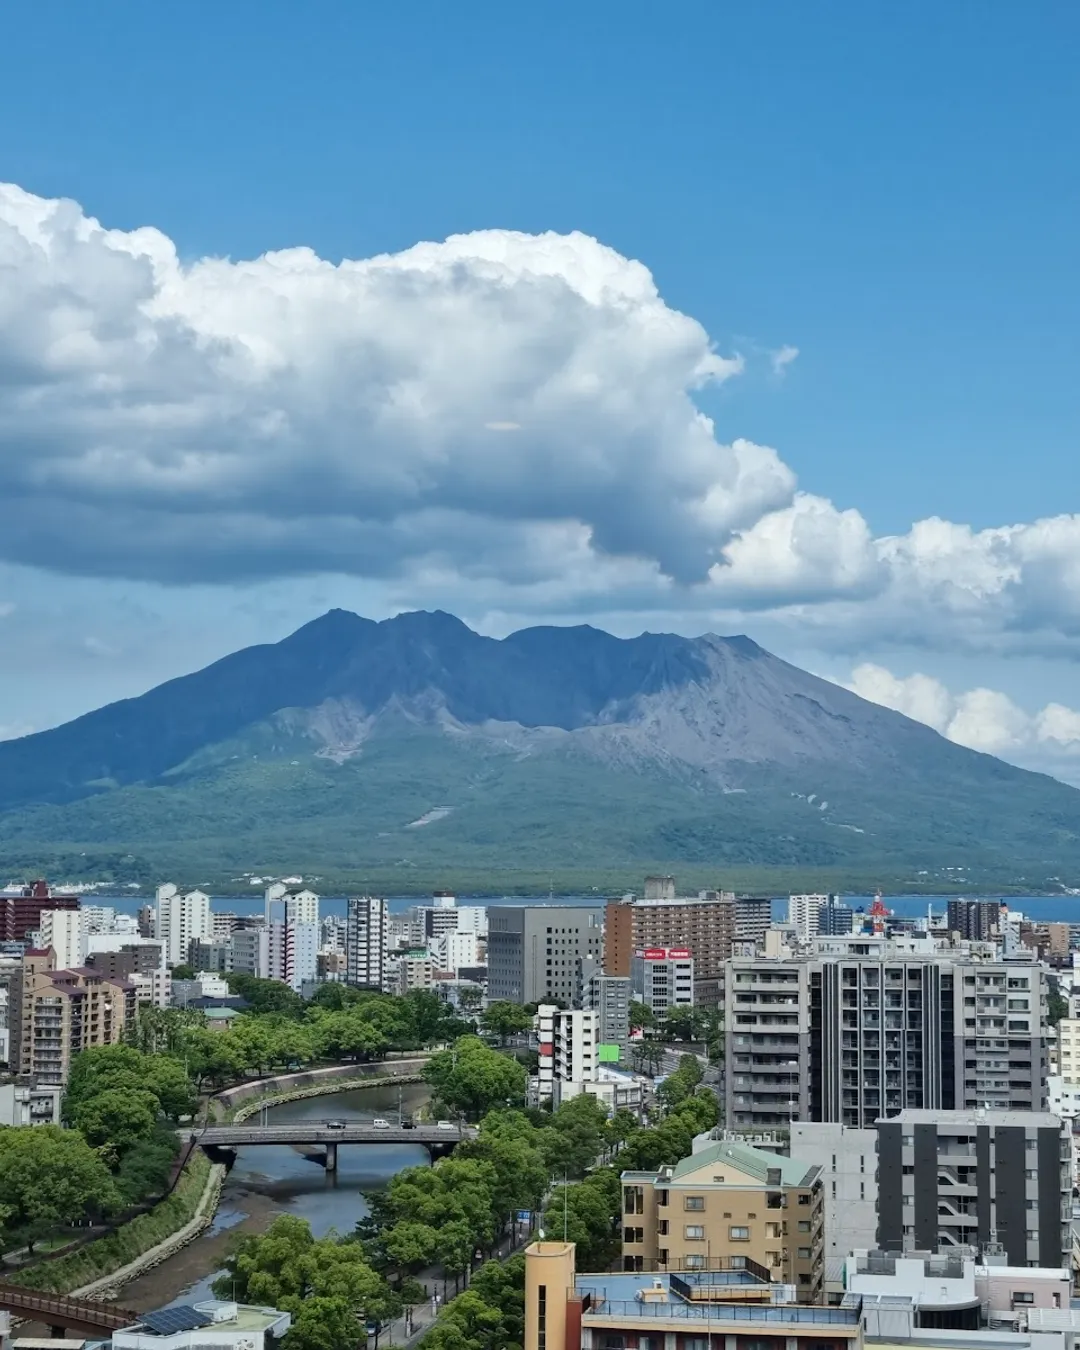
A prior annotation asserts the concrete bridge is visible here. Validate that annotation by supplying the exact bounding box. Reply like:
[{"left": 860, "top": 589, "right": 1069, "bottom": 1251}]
[
  {"left": 0, "top": 1282, "right": 138, "bottom": 1335},
  {"left": 192, "top": 1121, "right": 476, "bottom": 1171}
]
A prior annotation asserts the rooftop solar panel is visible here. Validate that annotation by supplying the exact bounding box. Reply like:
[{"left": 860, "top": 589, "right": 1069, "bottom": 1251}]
[{"left": 140, "top": 1307, "right": 213, "bottom": 1335}]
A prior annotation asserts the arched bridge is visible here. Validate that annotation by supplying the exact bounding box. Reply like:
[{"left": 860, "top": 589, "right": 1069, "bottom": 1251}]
[
  {"left": 0, "top": 1282, "right": 137, "bottom": 1335},
  {"left": 192, "top": 1122, "right": 476, "bottom": 1170}
]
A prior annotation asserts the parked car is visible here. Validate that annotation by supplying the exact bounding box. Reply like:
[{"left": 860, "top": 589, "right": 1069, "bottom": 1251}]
[{"left": 372, "top": 1117, "right": 391, "bottom": 1130}]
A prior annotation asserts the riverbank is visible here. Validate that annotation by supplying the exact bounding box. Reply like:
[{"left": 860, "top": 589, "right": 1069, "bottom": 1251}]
[
  {"left": 11, "top": 1059, "right": 431, "bottom": 1304},
  {"left": 11, "top": 1151, "right": 218, "bottom": 1296},
  {"left": 222, "top": 1061, "right": 429, "bottom": 1123}
]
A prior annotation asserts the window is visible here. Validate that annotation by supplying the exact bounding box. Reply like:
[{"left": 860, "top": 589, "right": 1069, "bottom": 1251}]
[
  {"left": 729, "top": 1256, "right": 747, "bottom": 1269},
  {"left": 798, "top": 1220, "right": 811, "bottom": 1232},
  {"left": 658, "top": 1220, "right": 668, "bottom": 1236},
  {"left": 537, "top": 1283, "right": 547, "bottom": 1350},
  {"left": 798, "top": 1193, "right": 811, "bottom": 1205},
  {"left": 729, "top": 1225, "right": 750, "bottom": 1240},
  {"left": 684, "top": 1254, "right": 706, "bottom": 1270},
  {"left": 623, "top": 1227, "right": 644, "bottom": 1244},
  {"left": 799, "top": 1247, "right": 812, "bottom": 1259},
  {"left": 684, "top": 1196, "right": 705, "bottom": 1211},
  {"left": 656, "top": 1189, "right": 668, "bottom": 1206},
  {"left": 624, "top": 1186, "right": 644, "bottom": 1215},
  {"left": 1013, "top": 1292, "right": 1034, "bottom": 1305},
  {"left": 684, "top": 1339, "right": 709, "bottom": 1350},
  {"left": 684, "top": 1225, "right": 705, "bottom": 1240}
]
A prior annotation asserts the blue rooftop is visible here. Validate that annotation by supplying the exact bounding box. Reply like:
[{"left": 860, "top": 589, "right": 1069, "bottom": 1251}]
[{"left": 574, "top": 1273, "right": 860, "bottom": 1326}]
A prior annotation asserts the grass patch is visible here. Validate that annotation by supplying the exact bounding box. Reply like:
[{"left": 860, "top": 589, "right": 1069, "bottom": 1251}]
[{"left": 12, "top": 1150, "right": 212, "bottom": 1294}]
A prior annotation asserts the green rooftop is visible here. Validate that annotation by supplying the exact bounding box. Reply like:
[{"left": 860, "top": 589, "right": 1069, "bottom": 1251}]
[{"left": 670, "top": 1139, "right": 819, "bottom": 1187}]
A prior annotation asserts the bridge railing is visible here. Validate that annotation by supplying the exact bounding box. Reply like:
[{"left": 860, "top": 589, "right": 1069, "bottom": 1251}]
[{"left": 0, "top": 1282, "right": 136, "bottom": 1329}]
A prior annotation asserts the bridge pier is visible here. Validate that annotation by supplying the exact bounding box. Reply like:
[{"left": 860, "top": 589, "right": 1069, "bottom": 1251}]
[{"left": 325, "top": 1141, "right": 338, "bottom": 1172}]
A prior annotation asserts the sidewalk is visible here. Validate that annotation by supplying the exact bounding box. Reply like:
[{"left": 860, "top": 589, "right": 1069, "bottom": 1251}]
[{"left": 378, "top": 1224, "right": 529, "bottom": 1347}]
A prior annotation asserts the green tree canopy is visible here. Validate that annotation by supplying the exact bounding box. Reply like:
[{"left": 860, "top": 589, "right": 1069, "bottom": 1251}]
[
  {"left": 423, "top": 1037, "right": 527, "bottom": 1120},
  {"left": 0, "top": 1125, "right": 121, "bottom": 1252}
]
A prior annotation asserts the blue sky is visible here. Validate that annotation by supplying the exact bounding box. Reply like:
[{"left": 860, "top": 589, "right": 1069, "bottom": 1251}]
[{"left": 0, "top": 2, "right": 1078, "bottom": 781}]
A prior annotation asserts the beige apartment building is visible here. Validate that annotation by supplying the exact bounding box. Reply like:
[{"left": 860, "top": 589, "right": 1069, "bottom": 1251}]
[
  {"left": 11, "top": 948, "right": 132, "bottom": 1083},
  {"left": 620, "top": 1139, "right": 825, "bottom": 1301}
]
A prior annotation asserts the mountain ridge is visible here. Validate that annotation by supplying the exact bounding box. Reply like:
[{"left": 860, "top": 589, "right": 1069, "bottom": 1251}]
[{"left": 0, "top": 609, "right": 1077, "bottom": 884}]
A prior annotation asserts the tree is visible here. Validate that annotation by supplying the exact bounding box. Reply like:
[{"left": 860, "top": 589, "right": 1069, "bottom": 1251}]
[
  {"left": 423, "top": 1037, "right": 527, "bottom": 1120},
  {"left": 283, "top": 1297, "right": 361, "bottom": 1350},
  {"left": 1049, "top": 976, "right": 1069, "bottom": 1027},
  {"left": 171, "top": 964, "right": 196, "bottom": 980},
  {"left": 72, "top": 1087, "right": 159, "bottom": 1153},
  {"left": 479, "top": 1002, "right": 532, "bottom": 1046},
  {"left": 215, "top": 1215, "right": 396, "bottom": 1349},
  {"left": 456, "top": 986, "right": 483, "bottom": 1018},
  {"left": 225, "top": 973, "right": 305, "bottom": 1017},
  {"left": 628, "top": 1001, "right": 655, "bottom": 1033},
  {"left": 549, "top": 1093, "right": 607, "bottom": 1178},
  {"left": 383, "top": 1220, "right": 439, "bottom": 1280},
  {"left": 629, "top": 1039, "right": 664, "bottom": 1076},
  {"left": 0, "top": 1126, "right": 120, "bottom": 1252}
]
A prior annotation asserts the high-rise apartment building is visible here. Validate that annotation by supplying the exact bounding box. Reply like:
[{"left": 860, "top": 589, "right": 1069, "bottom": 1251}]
[
  {"left": 620, "top": 1139, "right": 825, "bottom": 1298},
  {"left": 631, "top": 947, "right": 694, "bottom": 1017},
  {"left": 39, "top": 909, "right": 85, "bottom": 969},
  {"left": 11, "top": 948, "right": 131, "bottom": 1083},
  {"left": 726, "top": 942, "right": 1049, "bottom": 1130},
  {"left": 0, "top": 882, "right": 79, "bottom": 942},
  {"left": 877, "top": 1110, "right": 1070, "bottom": 1268},
  {"left": 788, "top": 894, "right": 829, "bottom": 942},
  {"left": 154, "top": 884, "right": 212, "bottom": 968},
  {"left": 346, "top": 896, "right": 389, "bottom": 990},
  {"left": 605, "top": 886, "right": 770, "bottom": 985},
  {"left": 578, "top": 956, "right": 631, "bottom": 1049},
  {"left": 264, "top": 884, "right": 320, "bottom": 927},
  {"left": 947, "top": 900, "right": 1004, "bottom": 943},
  {"left": 817, "top": 894, "right": 855, "bottom": 936},
  {"left": 487, "top": 906, "right": 602, "bottom": 1005},
  {"left": 534, "top": 1004, "right": 600, "bottom": 1103}
]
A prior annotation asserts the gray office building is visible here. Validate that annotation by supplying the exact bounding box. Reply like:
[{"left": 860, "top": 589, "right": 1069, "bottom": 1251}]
[
  {"left": 726, "top": 945, "right": 1049, "bottom": 1130},
  {"left": 578, "top": 956, "right": 631, "bottom": 1049},
  {"left": 877, "top": 1110, "right": 1070, "bottom": 1269},
  {"left": 487, "top": 906, "right": 602, "bottom": 1005}
]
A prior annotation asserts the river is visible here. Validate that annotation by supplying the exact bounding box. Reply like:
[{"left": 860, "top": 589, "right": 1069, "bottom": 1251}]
[{"left": 120, "top": 1079, "right": 433, "bottom": 1312}]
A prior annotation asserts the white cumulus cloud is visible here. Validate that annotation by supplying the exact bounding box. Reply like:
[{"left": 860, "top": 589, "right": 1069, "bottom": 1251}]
[
  {"left": 3, "top": 180, "right": 1080, "bottom": 661},
  {"left": 846, "top": 663, "right": 1080, "bottom": 785},
  {"left": 0, "top": 182, "right": 780, "bottom": 587}
]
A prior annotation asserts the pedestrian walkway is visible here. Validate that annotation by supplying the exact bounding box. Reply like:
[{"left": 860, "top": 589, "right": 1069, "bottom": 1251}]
[{"left": 378, "top": 1226, "right": 528, "bottom": 1346}]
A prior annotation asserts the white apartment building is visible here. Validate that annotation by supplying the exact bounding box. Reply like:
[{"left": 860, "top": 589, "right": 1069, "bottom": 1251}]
[
  {"left": 0, "top": 1079, "right": 62, "bottom": 1126},
  {"left": 455, "top": 905, "right": 487, "bottom": 936},
  {"left": 264, "top": 884, "right": 319, "bottom": 926},
  {"left": 347, "top": 896, "right": 389, "bottom": 990},
  {"left": 787, "top": 894, "right": 829, "bottom": 943},
  {"left": 534, "top": 1004, "right": 600, "bottom": 1104},
  {"left": 80, "top": 905, "right": 138, "bottom": 935},
  {"left": 131, "top": 968, "right": 172, "bottom": 1009},
  {"left": 39, "top": 909, "right": 86, "bottom": 969},
  {"left": 155, "top": 884, "right": 212, "bottom": 968},
  {"left": 630, "top": 947, "right": 694, "bottom": 1017},
  {"left": 789, "top": 1121, "right": 879, "bottom": 1269},
  {"left": 1052, "top": 1018, "right": 1080, "bottom": 1083},
  {"left": 438, "top": 930, "right": 480, "bottom": 972},
  {"left": 267, "top": 920, "right": 319, "bottom": 992}
]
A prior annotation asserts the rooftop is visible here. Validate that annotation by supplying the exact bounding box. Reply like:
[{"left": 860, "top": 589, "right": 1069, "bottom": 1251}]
[
  {"left": 885, "top": 1109, "right": 1064, "bottom": 1129},
  {"left": 670, "top": 1139, "right": 819, "bottom": 1186},
  {"left": 574, "top": 1273, "right": 858, "bottom": 1328}
]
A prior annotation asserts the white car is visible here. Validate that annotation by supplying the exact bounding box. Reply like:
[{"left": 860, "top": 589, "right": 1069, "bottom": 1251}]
[
  {"left": 436, "top": 1119, "right": 455, "bottom": 1130},
  {"left": 372, "top": 1118, "right": 391, "bottom": 1130}
]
